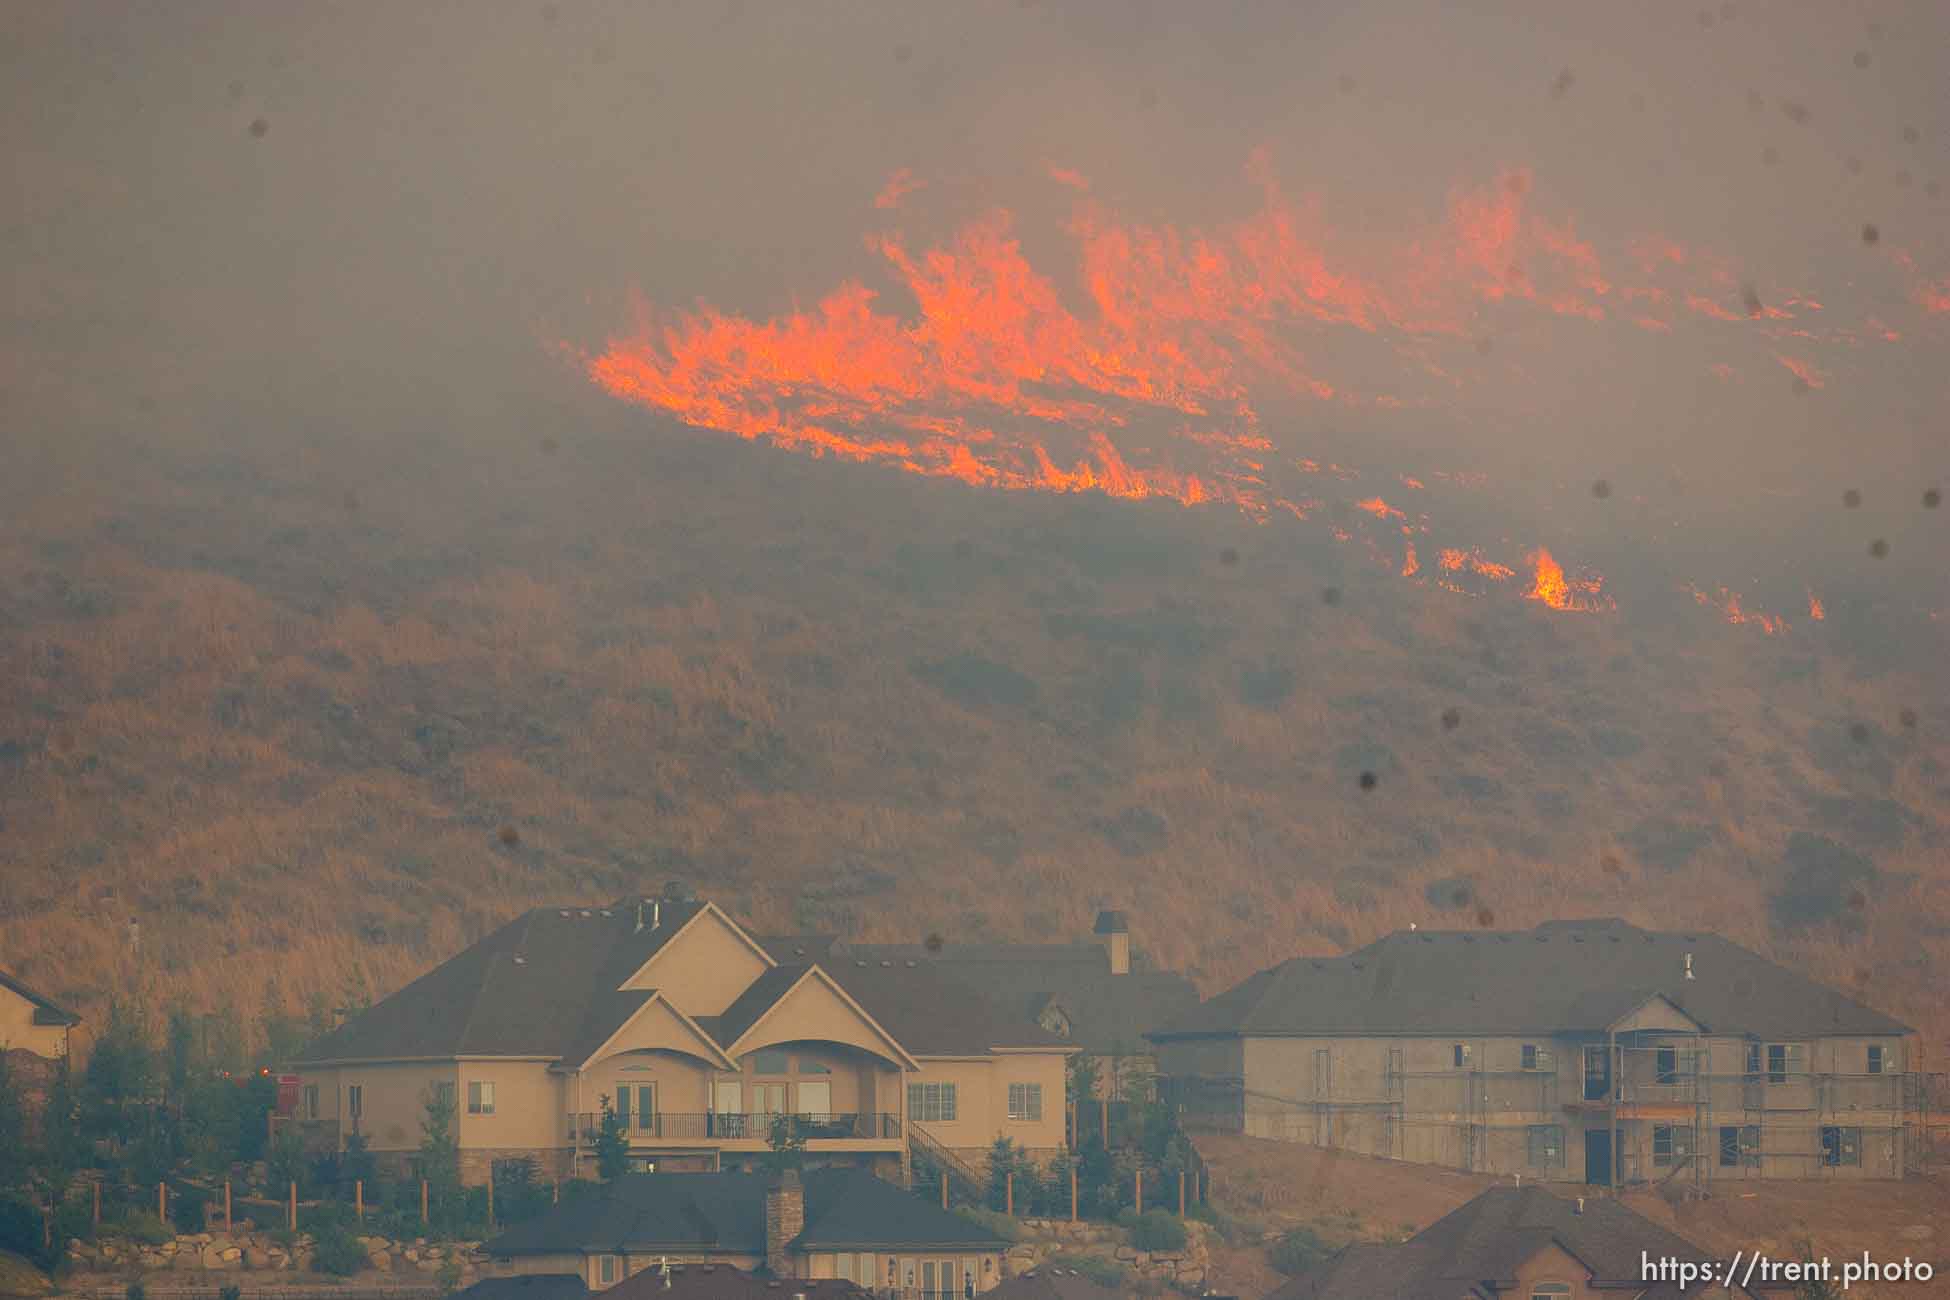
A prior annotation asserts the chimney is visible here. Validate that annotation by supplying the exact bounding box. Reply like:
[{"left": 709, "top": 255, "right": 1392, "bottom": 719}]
[
  {"left": 1575, "top": 1197, "right": 1584, "bottom": 1215},
  {"left": 764, "top": 1169, "right": 803, "bottom": 1278},
  {"left": 1684, "top": 952, "right": 1695, "bottom": 981},
  {"left": 652, "top": 900, "right": 661, "bottom": 929},
  {"left": 636, "top": 902, "right": 645, "bottom": 934},
  {"left": 1093, "top": 910, "right": 1130, "bottom": 976}
]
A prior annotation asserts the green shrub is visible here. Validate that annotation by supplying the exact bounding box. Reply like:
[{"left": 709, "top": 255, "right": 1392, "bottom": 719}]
[
  {"left": 1120, "top": 1209, "right": 1187, "bottom": 1251},
  {"left": 169, "top": 1183, "right": 209, "bottom": 1235},
  {"left": 1045, "top": 1254, "right": 1130, "bottom": 1287},
  {"left": 310, "top": 1222, "right": 367, "bottom": 1277},
  {"left": 956, "top": 1206, "right": 1021, "bottom": 1242},
  {"left": 438, "top": 1255, "right": 464, "bottom": 1294},
  {"left": 125, "top": 1284, "right": 146, "bottom": 1300},
  {"left": 1268, "top": 1225, "right": 1332, "bottom": 1276},
  {"left": 111, "top": 1212, "right": 173, "bottom": 1246},
  {"left": 221, "top": 1287, "right": 243, "bottom": 1300}
]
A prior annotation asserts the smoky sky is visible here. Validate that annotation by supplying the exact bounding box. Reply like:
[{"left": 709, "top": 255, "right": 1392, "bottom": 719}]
[{"left": 3, "top": 0, "right": 1945, "bottom": 599}]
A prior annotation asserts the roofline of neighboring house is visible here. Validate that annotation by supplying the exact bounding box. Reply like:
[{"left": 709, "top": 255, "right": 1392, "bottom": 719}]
[
  {"left": 292, "top": 1054, "right": 559, "bottom": 1068},
  {"left": 984, "top": 1044, "right": 1082, "bottom": 1055},
  {"left": 0, "top": 970, "right": 81, "bottom": 1026},
  {"left": 1146, "top": 1025, "right": 1916, "bottom": 1042},
  {"left": 796, "top": 1239, "right": 1009, "bottom": 1251}
]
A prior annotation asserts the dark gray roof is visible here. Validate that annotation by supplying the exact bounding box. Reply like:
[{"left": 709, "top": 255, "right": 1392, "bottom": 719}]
[
  {"left": 605, "top": 1266, "right": 868, "bottom": 1300},
  {"left": 1269, "top": 1186, "right": 1784, "bottom": 1299},
  {"left": 840, "top": 944, "right": 1197, "bottom": 1055},
  {"left": 300, "top": 899, "right": 710, "bottom": 1063},
  {"left": 0, "top": 967, "right": 79, "bottom": 1027},
  {"left": 820, "top": 961, "right": 1072, "bottom": 1055},
  {"left": 452, "top": 1276, "right": 589, "bottom": 1300},
  {"left": 1092, "top": 911, "right": 1128, "bottom": 935},
  {"left": 753, "top": 935, "right": 843, "bottom": 964},
  {"left": 981, "top": 1271, "right": 1127, "bottom": 1300},
  {"left": 1153, "top": 918, "right": 1911, "bottom": 1041},
  {"left": 486, "top": 1170, "right": 1008, "bottom": 1257}
]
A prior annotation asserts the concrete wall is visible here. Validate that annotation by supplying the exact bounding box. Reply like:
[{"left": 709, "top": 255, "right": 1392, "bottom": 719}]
[{"left": 0, "top": 984, "right": 68, "bottom": 1059}]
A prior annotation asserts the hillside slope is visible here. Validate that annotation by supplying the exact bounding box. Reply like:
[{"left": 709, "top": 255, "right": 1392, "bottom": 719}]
[{"left": 1, "top": 416, "right": 1945, "bottom": 1051}]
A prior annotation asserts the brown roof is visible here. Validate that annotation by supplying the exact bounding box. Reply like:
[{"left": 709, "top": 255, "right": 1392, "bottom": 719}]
[
  {"left": 0, "top": 967, "right": 79, "bottom": 1027},
  {"left": 1154, "top": 918, "right": 1911, "bottom": 1041},
  {"left": 1267, "top": 1186, "right": 1790, "bottom": 1298},
  {"left": 603, "top": 1265, "right": 869, "bottom": 1300}
]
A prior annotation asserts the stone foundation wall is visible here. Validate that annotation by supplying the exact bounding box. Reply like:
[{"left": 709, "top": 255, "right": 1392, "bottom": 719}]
[
  {"left": 66, "top": 1231, "right": 492, "bottom": 1280},
  {"left": 457, "top": 1147, "right": 576, "bottom": 1185},
  {"left": 999, "top": 1219, "right": 1214, "bottom": 1294}
]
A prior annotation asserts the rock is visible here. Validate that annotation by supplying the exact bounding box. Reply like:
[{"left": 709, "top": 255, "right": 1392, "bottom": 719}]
[
  {"left": 1114, "top": 1247, "right": 1138, "bottom": 1261},
  {"left": 201, "top": 1249, "right": 226, "bottom": 1270},
  {"left": 368, "top": 1253, "right": 393, "bottom": 1272},
  {"left": 417, "top": 1259, "right": 440, "bottom": 1273},
  {"left": 1176, "top": 1270, "right": 1205, "bottom": 1290},
  {"left": 244, "top": 1249, "right": 271, "bottom": 1269}
]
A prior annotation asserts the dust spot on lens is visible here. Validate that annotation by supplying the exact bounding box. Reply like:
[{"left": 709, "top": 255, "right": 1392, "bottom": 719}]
[
  {"left": 227, "top": 79, "right": 245, "bottom": 100},
  {"left": 1868, "top": 538, "right": 1889, "bottom": 558},
  {"left": 498, "top": 825, "right": 521, "bottom": 847},
  {"left": 1899, "top": 708, "right": 1918, "bottom": 729},
  {"left": 1440, "top": 707, "right": 1460, "bottom": 732},
  {"left": 1322, "top": 586, "right": 1342, "bottom": 606},
  {"left": 541, "top": 436, "right": 559, "bottom": 455},
  {"left": 1924, "top": 488, "right": 1941, "bottom": 509},
  {"left": 1849, "top": 721, "right": 1871, "bottom": 744},
  {"left": 1861, "top": 223, "right": 1880, "bottom": 245},
  {"left": 1853, "top": 50, "right": 1871, "bottom": 69},
  {"left": 248, "top": 117, "right": 269, "bottom": 138},
  {"left": 894, "top": 42, "right": 913, "bottom": 63},
  {"left": 1779, "top": 100, "right": 1810, "bottom": 126},
  {"left": 1549, "top": 69, "right": 1575, "bottom": 99},
  {"left": 1903, "top": 125, "right": 1920, "bottom": 145},
  {"left": 1842, "top": 488, "right": 1862, "bottom": 508},
  {"left": 1591, "top": 479, "right": 1612, "bottom": 500},
  {"left": 1846, "top": 156, "right": 1864, "bottom": 176},
  {"left": 1358, "top": 770, "right": 1377, "bottom": 791},
  {"left": 1337, "top": 74, "right": 1357, "bottom": 95},
  {"left": 1475, "top": 907, "right": 1495, "bottom": 928},
  {"left": 1219, "top": 546, "right": 1239, "bottom": 567}
]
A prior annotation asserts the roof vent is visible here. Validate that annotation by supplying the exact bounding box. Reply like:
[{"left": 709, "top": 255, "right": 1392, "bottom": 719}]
[
  {"left": 1575, "top": 1196, "right": 1584, "bottom": 1215},
  {"left": 855, "top": 960, "right": 867, "bottom": 967},
  {"left": 580, "top": 910, "right": 592, "bottom": 918},
  {"left": 600, "top": 909, "right": 613, "bottom": 917},
  {"left": 558, "top": 909, "right": 572, "bottom": 917},
  {"left": 1685, "top": 952, "right": 1696, "bottom": 981},
  {"left": 880, "top": 960, "right": 892, "bottom": 967},
  {"left": 513, "top": 955, "right": 527, "bottom": 965},
  {"left": 904, "top": 960, "right": 916, "bottom": 967},
  {"left": 794, "top": 947, "right": 806, "bottom": 956}
]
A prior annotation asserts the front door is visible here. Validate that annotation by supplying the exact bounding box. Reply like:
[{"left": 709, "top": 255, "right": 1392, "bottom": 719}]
[
  {"left": 714, "top": 1081, "right": 743, "bottom": 1138},
  {"left": 634, "top": 1084, "right": 656, "bottom": 1135},
  {"left": 1584, "top": 1128, "right": 1612, "bottom": 1185}
]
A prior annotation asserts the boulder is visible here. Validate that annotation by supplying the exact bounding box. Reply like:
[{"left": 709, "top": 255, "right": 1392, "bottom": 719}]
[
  {"left": 244, "top": 1248, "right": 272, "bottom": 1270},
  {"left": 367, "top": 1253, "right": 393, "bottom": 1272},
  {"left": 201, "top": 1249, "right": 226, "bottom": 1270},
  {"left": 416, "top": 1258, "right": 441, "bottom": 1273}
]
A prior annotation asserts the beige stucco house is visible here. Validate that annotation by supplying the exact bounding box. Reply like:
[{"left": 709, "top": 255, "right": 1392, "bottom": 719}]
[
  {"left": 1153, "top": 918, "right": 1916, "bottom": 1186},
  {"left": 294, "top": 897, "right": 1074, "bottom": 1184},
  {"left": 0, "top": 966, "right": 79, "bottom": 1060}
]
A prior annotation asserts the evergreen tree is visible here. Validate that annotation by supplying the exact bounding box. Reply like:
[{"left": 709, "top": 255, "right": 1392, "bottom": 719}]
[
  {"left": 594, "top": 1096, "right": 629, "bottom": 1181},
  {"left": 0, "top": 1053, "right": 28, "bottom": 1191},
  {"left": 416, "top": 1085, "right": 462, "bottom": 1224}
]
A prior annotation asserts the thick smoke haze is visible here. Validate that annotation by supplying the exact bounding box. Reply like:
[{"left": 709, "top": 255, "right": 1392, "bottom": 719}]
[{"left": 3, "top": 1, "right": 1945, "bottom": 612}]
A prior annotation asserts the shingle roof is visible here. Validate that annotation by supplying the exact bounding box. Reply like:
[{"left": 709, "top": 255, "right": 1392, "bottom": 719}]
[
  {"left": 603, "top": 1265, "right": 869, "bottom": 1300},
  {"left": 839, "top": 944, "right": 1197, "bottom": 1055},
  {"left": 820, "top": 962, "right": 1072, "bottom": 1055},
  {"left": 1269, "top": 1186, "right": 1787, "bottom": 1298},
  {"left": 0, "top": 967, "right": 80, "bottom": 1027},
  {"left": 1152, "top": 918, "right": 1910, "bottom": 1041},
  {"left": 300, "top": 900, "right": 710, "bottom": 1062},
  {"left": 452, "top": 1275, "right": 590, "bottom": 1300},
  {"left": 486, "top": 1170, "right": 1009, "bottom": 1257},
  {"left": 980, "top": 1270, "right": 1128, "bottom": 1300}
]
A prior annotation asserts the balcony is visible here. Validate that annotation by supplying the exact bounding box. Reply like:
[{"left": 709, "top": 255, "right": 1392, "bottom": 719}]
[{"left": 566, "top": 1112, "right": 902, "bottom": 1148}]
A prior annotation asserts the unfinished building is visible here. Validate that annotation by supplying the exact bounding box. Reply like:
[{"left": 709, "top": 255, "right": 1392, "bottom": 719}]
[{"left": 1150, "top": 918, "right": 1915, "bottom": 1186}]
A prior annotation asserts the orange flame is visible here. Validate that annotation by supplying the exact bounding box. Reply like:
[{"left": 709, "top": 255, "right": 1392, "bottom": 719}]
[
  {"left": 1401, "top": 542, "right": 1420, "bottom": 578},
  {"left": 1526, "top": 548, "right": 1612, "bottom": 613},
  {"left": 1807, "top": 589, "right": 1825, "bottom": 622}
]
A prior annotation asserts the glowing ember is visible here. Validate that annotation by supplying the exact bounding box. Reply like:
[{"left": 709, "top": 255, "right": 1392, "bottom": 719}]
[
  {"left": 1807, "top": 590, "right": 1825, "bottom": 621},
  {"left": 1526, "top": 548, "right": 1612, "bottom": 612}
]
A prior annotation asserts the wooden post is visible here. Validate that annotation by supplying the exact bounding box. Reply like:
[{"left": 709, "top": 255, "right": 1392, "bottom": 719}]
[
  {"left": 288, "top": 1181, "right": 296, "bottom": 1232},
  {"left": 223, "top": 1181, "right": 231, "bottom": 1232},
  {"left": 93, "top": 1181, "right": 101, "bottom": 1230},
  {"left": 1134, "top": 1169, "right": 1142, "bottom": 1215},
  {"left": 421, "top": 1179, "right": 429, "bottom": 1224},
  {"left": 1005, "top": 1172, "right": 1013, "bottom": 1217},
  {"left": 552, "top": 1179, "right": 559, "bottom": 1205},
  {"left": 158, "top": 1182, "right": 166, "bottom": 1221},
  {"left": 486, "top": 1174, "right": 494, "bottom": 1228},
  {"left": 1069, "top": 1167, "right": 1077, "bottom": 1222},
  {"left": 941, "top": 1171, "right": 948, "bottom": 1210},
  {"left": 1178, "top": 1171, "right": 1185, "bottom": 1217},
  {"left": 1100, "top": 1099, "right": 1109, "bottom": 1147},
  {"left": 355, "top": 1180, "right": 364, "bottom": 1221}
]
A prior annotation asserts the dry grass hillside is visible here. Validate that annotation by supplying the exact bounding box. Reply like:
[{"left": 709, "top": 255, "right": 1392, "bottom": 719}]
[{"left": 1, "top": 412, "right": 1946, "bottom": 1055}]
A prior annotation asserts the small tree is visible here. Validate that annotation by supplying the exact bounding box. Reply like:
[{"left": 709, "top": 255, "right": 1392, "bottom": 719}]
[
  {"left": 0, "top": 1054, "right": 28, "bottom": 1191},
  {"left": 765, "top": 1113, "right": 807, "bottom": 1176},
  {"left": 1065, "top": 1052, "right": 1101, "bottom": 1106},
  {"left": 983, "top": 1137, "right": 1037, "bottom": 1214},
  {"left": 593, "top": 1096, "right": 629, "bottom": 1182},
  {"left": 416, "top": 1085, "right": 461, "bottom": 1225},
  {"left": 267, "top": 1128, "right": 309, "bottom": 1197}
]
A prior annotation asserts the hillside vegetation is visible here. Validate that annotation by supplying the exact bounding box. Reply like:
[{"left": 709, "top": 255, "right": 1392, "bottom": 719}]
[{"left": 1, "top": 415, "right": 1946, "bottom": 1052}]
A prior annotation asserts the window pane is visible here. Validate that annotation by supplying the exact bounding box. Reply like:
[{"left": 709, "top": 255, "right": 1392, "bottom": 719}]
[{"left": 753, "top": 1049, "right": 790, "bottom": 1074}]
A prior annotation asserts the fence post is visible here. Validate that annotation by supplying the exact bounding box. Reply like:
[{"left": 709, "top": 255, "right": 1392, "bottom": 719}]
[
  {"left": 158, "top": 1182, "right": 166, "bottom": 1222},
  {"left": 941, "top": 1172, "right": 947, "bottom": 1210},
  {"left": 288, "top": 1181, "right": 297, "bottom": 1232},
  {"left": 1134, "top": 1170, "right": 1142, "bottom": 1215},
  {"left": 421, "top": 1179, "right": 429, "bottom": 1224},
  {"left": 1178, "top": 1171, "right": 1185, "bottom": 1217},
  {"left": 93, "top": 1181, "right": 101, "bottom": 1230},
  {"left": 1005, "top": 1172, "right": 1013, "bottom": 1217},
  {"left": 1069, "top": 1167, "right": 1077, "bottom": 1222},
  {"left": 355, "top": 1180, "right": 364, "bottom": 1221},
  {"left": 487, "top": 1174, "right": 495, "bottom": 1228},
  {"left": 224, "top": 1181, "right": 231, "bottom": 1232},
  {"left": 1101, "top": 1099, "right": 1109, "bottom": 1147}
]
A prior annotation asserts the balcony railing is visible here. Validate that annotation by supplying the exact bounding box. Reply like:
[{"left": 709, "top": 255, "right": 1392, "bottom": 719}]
[{"left": 566, "top": 1112, "right": 902, "bottom": 1143}]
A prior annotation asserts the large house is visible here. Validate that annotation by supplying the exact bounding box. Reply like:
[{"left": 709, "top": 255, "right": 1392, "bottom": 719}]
[
  {"left": 1269, "top": 1184, "right": 1789, "bottom": 1298},
  {"left": 482, "top": 1168, "right": 1010, "bottom": 1295},
  {"left": 294, "top": 898, "right": 1074, "bottom": 1184},
  {"left": 1151, "top": 918, "right": 1915, "bottom": 1185},
  {"left": 844, "top": 911, "right": 1201, "bottom": 1104},
  {"left": 0, "top": 965, "right": 79, "bottom": 1060}
]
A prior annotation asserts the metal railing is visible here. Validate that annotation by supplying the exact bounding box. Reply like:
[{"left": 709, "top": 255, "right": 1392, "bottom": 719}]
[{"left": 565, "top": 1111, "right": 901, "bottom": 1142}]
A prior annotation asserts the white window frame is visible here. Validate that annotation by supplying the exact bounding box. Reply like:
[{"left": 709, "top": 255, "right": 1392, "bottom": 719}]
[
  {"left": 468, "top": 1080, "right": 496, "bottom": 1116},
  {"left": 1007, "top": 1082, "right": 1043, "bottom": 1122},
  {"left": 347, "top": 1085, "right": 363, "bottom": 1119},
  {"left": 909, "top": 1082, "right": 957, "bottom": 1123}
]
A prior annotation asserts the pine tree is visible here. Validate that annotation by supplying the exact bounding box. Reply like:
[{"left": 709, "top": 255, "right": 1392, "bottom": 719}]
[{"left": 594, "top": 1096, "right": 629, "bottom": 1181}]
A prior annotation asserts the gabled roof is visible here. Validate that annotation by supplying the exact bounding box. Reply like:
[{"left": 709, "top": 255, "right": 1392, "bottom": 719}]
[
  {"left": 981, "top": 1270, "right": 1127, "bottom": 1300},
  {"left": 709, "top": 965, "right": 922, "bottom": 1071},
  {"left": 1152, "top": 918, "right": 1911, "bottom": 1041},
  {"left": 602, "top": 1266, "right": 869, "bottom": 1300},
  {"left": 452, "top": 1276, "right": 589, "bottom": 1300},
  {"left": 1269, "top": 1186, "right": 1786, "bottom": 1299},
  {"left": 299, "top": 900, "right": 713, "bottom": 1063},
  {"left": 818, "top": 960, "right": 1072, "bottom": 1055},
  {"left": 0, "top": 968, "right": 80, "bottom": 1027},
  {"left": 839, "top": 943, "right": 1198, "bottom": 1055},
  {"left": 485, "top": 1170, "right": 1009, "bottom": 1257}
]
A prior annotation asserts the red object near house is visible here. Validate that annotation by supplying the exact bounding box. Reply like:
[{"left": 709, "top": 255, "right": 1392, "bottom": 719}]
[{"left": 275, "top": 1074, "right": 302, "bottom": 1116}]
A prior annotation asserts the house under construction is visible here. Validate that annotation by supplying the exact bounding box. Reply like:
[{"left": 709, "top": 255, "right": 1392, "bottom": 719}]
[{"left": 1149, "top": 918, "right": 1917, "bottom": 1185}]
